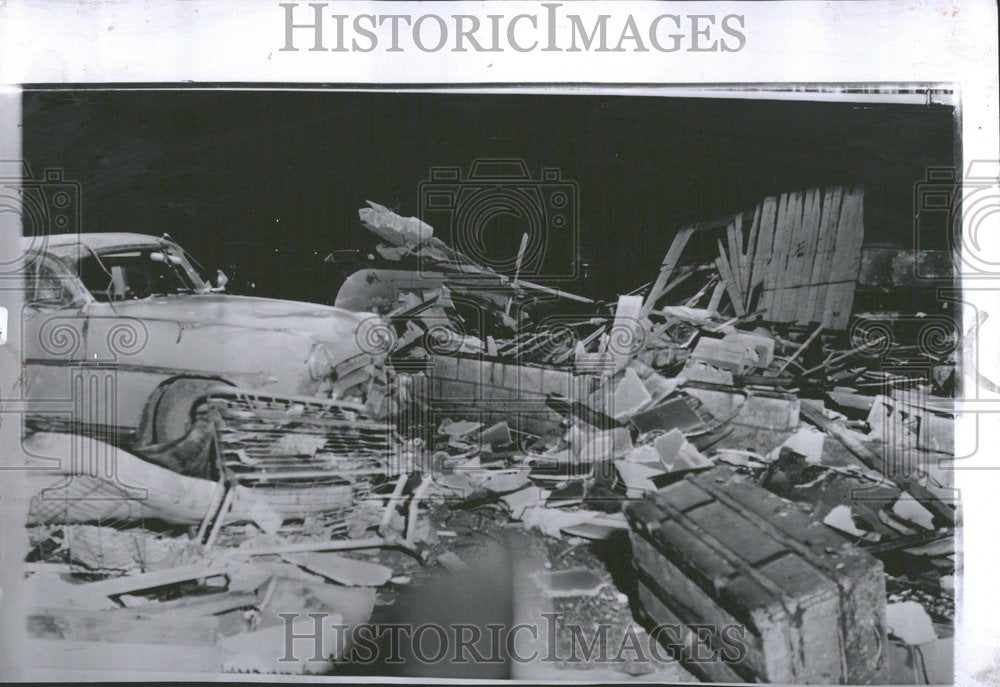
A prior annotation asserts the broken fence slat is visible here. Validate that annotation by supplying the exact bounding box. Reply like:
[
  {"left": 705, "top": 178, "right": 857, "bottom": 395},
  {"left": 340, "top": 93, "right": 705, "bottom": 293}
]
[
  {"left": 782, "top": 190, "right": 806, "bottom": 321},
  {"left": 762, "top": 192, "right": 788, "bottom": 319},
  {"left": 643, "top": 223, "right": 697, "bottom": 312},
  {"left": 707, "top": 279, "right": 726, "bottom": 313},
  {"left": 809, "top": 186, "right": 846, "bottom": 328},
  {"left": 776, "top": 190, "right": 805, "bottom": 321},
  {"left": 792, "top": 188, "right": 813, "bottom": 319},
  {"left": 743, "top": 203, "right": 762, "bottom": 310},
  {"left": 725, "top": 219, "right": 744, "bottom": 303},
  {"left": 714, "top": 239, "right": 746, "bottom": 316},
  {"left": 750, "top": 196, "right": 778, "bottom": 303},
  {"left": 823, "top": 187, "right": 865, "bottom": 328},
  {"left": 804, "top": 186, "right": 842, "bottom": 324},
  {"left": 733, "top": 214, "right": 750, "bottom": 299},
  {"left": 798, "top": 187, "right": 825, "bottom": 324},
  {"left": 759, "top": 192, "right": 789, "bottom": 316}
]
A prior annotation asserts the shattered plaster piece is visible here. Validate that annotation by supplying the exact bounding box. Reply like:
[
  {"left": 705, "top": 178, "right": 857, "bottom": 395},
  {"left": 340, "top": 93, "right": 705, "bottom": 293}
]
[
  {"left": 886, "top": 601, "right": 937, "bottom": 645},
  {"left": 822, "top": 505, "right": 866, "bottom": 538}
]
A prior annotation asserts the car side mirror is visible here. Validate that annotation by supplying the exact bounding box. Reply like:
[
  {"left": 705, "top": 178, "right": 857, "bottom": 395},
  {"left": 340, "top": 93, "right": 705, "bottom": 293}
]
[{"left": 210, "top": 269, "right": 229, "bottom": 292}]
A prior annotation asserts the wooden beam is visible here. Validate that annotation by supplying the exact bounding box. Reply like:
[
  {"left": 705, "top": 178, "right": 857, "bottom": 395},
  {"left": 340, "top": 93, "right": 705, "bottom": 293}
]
[
  {"left": 28, "top": 607, "right": 220, "bottom": 645},
  {"left": 81, "top": 562, "right": 229, "bottom": 599},
  {"left": 644, "top": 223, "right": 697, "bottom": 312},
  {"left": 800, "top": 403, "right": 955, "bottom": 527}
]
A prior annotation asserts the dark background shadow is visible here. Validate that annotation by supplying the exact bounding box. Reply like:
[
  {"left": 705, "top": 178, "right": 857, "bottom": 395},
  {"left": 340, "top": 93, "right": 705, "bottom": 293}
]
[{"left": 22, "top": 89, "right": 956, "bottom": 305}]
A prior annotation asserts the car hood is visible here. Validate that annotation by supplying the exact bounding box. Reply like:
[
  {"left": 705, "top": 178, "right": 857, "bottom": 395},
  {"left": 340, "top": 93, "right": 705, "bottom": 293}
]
[{"left": 94, "top": 293, "right": 373, "bottom": 353}]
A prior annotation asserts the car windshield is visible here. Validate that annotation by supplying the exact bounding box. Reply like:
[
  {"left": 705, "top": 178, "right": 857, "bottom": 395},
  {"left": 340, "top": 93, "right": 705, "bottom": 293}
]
[{"left": 75, "top": 246, "right": 208, "bottom": 301}]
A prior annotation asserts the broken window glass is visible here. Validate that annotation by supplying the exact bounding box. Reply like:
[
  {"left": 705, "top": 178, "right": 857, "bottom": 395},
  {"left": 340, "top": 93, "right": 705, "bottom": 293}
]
[{"left": 75, "top": 248, "right": 204, "bottom": 301}]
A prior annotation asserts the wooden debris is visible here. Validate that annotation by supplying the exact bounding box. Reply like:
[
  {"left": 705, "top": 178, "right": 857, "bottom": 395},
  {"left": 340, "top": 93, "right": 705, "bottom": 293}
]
[
  {"left": 111, "top": 591, "right": 258, "bottom": 617},
  {"left": 773, "top": 324, "right": 823, "bottom": 376},
  {"left": 653, "top": 186, "right": 866, "bottom": 329},
  {"left": 284, "top": 552, "right": 393, "bottom": 587},
  {"left": 81, "top": 561, "right": 229, "bottom": 599},
  {"left": 609, "top": 295, "right": 645, "bottom": 371},
  {"left": 800, "top": 403, "right": 955, "bottom": 527},
  {"left": 644, "top": 223, "right": 697, "bottom": 312},
  {"left": 28, "top": 607, "right": 219, "bottom": 645}
]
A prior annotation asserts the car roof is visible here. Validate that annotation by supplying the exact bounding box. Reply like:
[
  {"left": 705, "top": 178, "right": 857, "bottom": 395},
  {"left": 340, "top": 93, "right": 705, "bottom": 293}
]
[{"left": 22, "top": 232, "right": 167, "bottom": 253}]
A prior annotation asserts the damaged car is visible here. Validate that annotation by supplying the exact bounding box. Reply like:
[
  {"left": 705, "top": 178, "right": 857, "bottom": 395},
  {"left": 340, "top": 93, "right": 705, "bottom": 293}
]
[{"left": 22, "top": 232, "right": 388, "bottom": 474}]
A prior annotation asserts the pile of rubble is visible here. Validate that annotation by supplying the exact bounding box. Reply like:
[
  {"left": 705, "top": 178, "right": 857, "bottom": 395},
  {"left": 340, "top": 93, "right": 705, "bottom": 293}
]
[{"left": 22, "top": 188, "right": 956, "bottom": 682}]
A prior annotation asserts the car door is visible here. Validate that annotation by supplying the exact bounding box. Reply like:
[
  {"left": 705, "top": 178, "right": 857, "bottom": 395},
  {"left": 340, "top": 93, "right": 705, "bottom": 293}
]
[
  {"left": 22, "top": 254, "right": 90, "bottom": 432},
  {"left": 81, "top": 299, "right": 183, "bottom": 436}
]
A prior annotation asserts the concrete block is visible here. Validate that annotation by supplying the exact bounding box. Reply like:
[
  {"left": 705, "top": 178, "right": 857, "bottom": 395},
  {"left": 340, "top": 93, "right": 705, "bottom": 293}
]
[
  {"left": 722, "top": 331, "right": 776, "bottom": 369},
  {"left": 690, "top": 337, "right": 754, "bottom": 375},
  {"left": 541, "top": 366, "right": 573, "bottom": 398},
  {"left": 733, "top": 394, "right": 800, "bottom": 431},
  {"left": 485, "top": 360, "right": 504, "bottom": 386},
  {"left": 430, "top": 354, "right": 460, "bottom": 379},
  {"left": 626, "top": 465, "right": 886, "bottom": 684},
  {"left": 519, "top": 364, "right": 546, "bottom": 396},
  {"left": 682, "top": 360, "right": 735, "bottom": 385},
  {"left": 501, "top": 360, "right": 522, "bottom": 390}
]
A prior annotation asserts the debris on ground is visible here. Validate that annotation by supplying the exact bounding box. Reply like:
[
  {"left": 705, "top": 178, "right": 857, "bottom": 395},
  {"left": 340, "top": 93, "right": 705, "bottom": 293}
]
[{"left": 23, "top": 187, "right": 955, "bottom": 680}]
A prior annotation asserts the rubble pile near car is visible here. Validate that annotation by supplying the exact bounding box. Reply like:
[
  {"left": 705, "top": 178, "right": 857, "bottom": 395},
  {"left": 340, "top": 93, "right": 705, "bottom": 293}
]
[
  {"left": 22, "top": 382, "right": 449, "bottom": 674},
  {"left": 347, "top": 191, "right": 956, "bottom": 682},
  {"left": 21, "top": 189, "right": 956, "bottom": 681}
]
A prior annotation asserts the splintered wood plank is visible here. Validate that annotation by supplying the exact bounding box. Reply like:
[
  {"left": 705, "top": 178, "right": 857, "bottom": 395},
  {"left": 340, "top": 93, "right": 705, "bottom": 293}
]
[
  {"left": 838, "top": 187, "right": 867, "bottom": 280},
  {"left": 834, "top": 187, "right": 867, "bottom": 327},
  {"left": 810, "top": 186, "right": 846, "bottom": 325},
  {"left": 760, "top": 193, "right": 790, "bottom": 317},
  {"left": 771, "top": 191, "right": 801, "bottom": 321},
  {"left": 781, "top": 190, "right": 805, "bottom": 319},
  {"left": 743, "top": 203, "right": 762, "bottom": 310},
  {"left": 804, "top": 186, "right": 843, "bottom": 324},
  {"left": 707, "top": 279, "right": 726, "bottom": 312},
  {"left": 644, "top": 223, "right": 697, "bottom": 312},
  {"left": 823, "top": 187, "right": 866, "bottom": 327},
  {"left": 729, "top": 215, "right": 748, "bottom": 298},
  {"left": 787, "top": 190, "right": 807, "bottom": 321},
  {"left": 715, "top": 239, "right": 746, "bottom": 316},
  {"left": 725, "top": 221, "right": 740, "bottom": 298},
  {"left": 780, "top": 191, "right": 806, "bottom": 319},
  {"left": 794, "top": 188, "right": 824, "bottom": 323},
  {"left": 749, "top": 197, "right": 777, "bottom": 309},
  {"left": 81, "top": 562, "right": 229, "bottom": 598}
]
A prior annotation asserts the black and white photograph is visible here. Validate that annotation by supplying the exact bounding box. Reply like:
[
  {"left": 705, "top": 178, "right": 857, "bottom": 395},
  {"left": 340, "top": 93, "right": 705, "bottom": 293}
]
[{"left": 0, "top": 2, "right": 997, "bottom": 685}]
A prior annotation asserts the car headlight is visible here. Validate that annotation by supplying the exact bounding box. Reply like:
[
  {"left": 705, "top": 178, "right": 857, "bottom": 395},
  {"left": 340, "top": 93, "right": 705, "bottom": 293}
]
[{"left": 306, "top": 343, "right": 334, "bottom": 381}]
